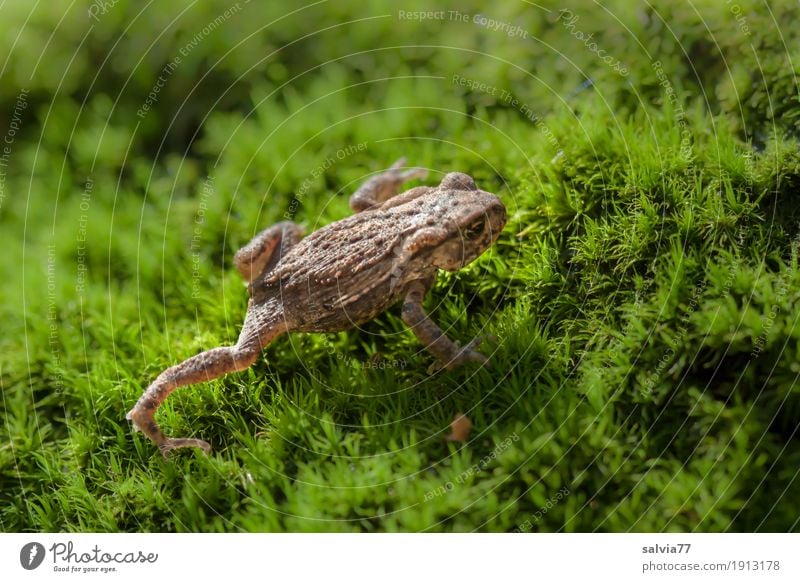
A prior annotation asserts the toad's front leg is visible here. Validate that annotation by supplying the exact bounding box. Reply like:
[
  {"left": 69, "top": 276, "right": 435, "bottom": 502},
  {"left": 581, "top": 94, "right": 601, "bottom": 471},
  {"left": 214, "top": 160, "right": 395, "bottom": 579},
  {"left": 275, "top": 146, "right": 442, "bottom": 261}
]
[{"left": 401, "top": 279, "right": 489, "bottom": 372}]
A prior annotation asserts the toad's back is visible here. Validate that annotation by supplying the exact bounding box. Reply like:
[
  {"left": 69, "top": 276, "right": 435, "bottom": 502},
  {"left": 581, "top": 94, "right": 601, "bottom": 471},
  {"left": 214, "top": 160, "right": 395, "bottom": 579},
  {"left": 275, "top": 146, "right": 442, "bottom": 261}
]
[{"left": 250, "top": 204, "right": 425, "bottom": 331}]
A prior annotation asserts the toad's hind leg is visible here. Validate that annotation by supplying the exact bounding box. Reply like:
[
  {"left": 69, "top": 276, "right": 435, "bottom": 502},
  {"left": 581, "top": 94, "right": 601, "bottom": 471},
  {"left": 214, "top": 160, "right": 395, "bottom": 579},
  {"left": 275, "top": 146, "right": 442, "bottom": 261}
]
[
  {"left": 126, "top": 303, "right": 286, "bottom": 456},
  {"left": 349, "top": 158, "right": 428, "bottom": 212},
  {"left": 234, "top": 221, "right": 303, "bottom": 283}
]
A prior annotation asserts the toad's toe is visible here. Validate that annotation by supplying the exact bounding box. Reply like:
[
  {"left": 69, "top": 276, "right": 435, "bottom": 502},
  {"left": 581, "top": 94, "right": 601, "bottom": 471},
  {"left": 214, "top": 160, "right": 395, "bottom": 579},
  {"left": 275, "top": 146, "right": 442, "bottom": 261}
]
[{"left": 159, "top": 437, "right": 212, "bottom": 458}]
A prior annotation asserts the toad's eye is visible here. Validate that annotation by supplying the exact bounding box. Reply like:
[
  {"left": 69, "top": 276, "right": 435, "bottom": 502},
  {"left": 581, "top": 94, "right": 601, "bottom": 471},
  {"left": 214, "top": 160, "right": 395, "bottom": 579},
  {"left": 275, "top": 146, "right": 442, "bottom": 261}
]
[{"left": 463, "top": 219, "right": 484, "bottom": 241}]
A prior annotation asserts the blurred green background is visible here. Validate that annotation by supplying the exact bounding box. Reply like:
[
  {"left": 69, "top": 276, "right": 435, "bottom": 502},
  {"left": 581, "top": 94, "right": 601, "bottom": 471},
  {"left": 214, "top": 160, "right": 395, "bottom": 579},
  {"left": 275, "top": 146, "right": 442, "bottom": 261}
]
[{"left": 1, "top": 0, "right": 800, "bottom": 532}]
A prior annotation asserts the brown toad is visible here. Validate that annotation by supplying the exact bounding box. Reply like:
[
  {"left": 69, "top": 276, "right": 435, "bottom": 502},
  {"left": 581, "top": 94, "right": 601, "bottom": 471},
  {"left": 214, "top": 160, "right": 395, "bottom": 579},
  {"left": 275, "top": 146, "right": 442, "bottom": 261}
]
[{"left": 127, "top": 159, "right": 507, "bottom": 455}]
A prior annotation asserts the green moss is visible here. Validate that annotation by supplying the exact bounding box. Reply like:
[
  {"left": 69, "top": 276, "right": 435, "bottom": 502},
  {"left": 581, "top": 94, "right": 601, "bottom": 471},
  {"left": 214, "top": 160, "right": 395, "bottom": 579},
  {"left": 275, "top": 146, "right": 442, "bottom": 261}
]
[{"left": 1, "top": 0, "right": 799, "bottom": 532}]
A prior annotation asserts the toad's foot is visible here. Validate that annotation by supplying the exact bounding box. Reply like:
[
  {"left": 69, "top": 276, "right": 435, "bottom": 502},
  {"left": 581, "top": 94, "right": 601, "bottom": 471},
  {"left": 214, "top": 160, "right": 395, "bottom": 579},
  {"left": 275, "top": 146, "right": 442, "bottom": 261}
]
[
  {"left": 126, "top": 401, "right": 212, "bottom": 458},
  {"left": 158, "top": 437, "right": 212, "bottom": 457},
  {"left": 427, "top": 336, "right": 491, "bottom": 374}
]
